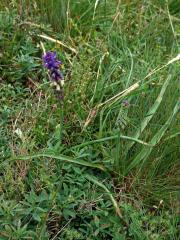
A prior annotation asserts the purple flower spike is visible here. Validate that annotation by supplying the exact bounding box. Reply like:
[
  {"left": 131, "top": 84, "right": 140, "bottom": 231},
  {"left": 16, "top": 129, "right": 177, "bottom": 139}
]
[
  {"left": 42, "top": 51, "right": 64, "bottom": 102},
  {"left": 43, "top": 51, "right": 62, "bottom": 71}
]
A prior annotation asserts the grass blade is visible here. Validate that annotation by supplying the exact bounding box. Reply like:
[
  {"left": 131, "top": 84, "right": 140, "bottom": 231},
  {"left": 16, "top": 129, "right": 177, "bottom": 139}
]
[
  {"left": 126, "top": 100, "right": 179, "bottom": 174},
  {"left": 85, "top": 175, "right": 122, "bottom": 218},
  {"left": 126, "top": 75, "right": 172, "bottom": 152},
  {"left": 71, "top": 135, "right": 152, "bottom": 150},
  {"left": 2, "top": 153, "right": 106, "bottom": 171},
  {"left": 38, "top": 34, "right": 77, "bottom": 54}
]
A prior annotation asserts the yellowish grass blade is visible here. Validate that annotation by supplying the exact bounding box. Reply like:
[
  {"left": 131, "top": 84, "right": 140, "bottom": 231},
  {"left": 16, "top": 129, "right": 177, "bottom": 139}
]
[{"left": 38, "top": 34, "right": 77, "bottom": 54}]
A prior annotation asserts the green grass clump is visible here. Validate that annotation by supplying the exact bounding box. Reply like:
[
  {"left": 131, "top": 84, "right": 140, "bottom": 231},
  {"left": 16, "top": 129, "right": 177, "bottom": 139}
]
[{"left": 0, "top": 0, "right": 179, "bottom": 239}]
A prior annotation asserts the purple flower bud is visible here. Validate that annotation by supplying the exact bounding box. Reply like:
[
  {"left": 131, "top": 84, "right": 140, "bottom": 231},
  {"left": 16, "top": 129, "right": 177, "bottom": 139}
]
[
  {"left": 51, "top": 69, "right": 63, "bottom": 82},
  {"left": 122, "top": 99, "right": 129, "bottom": 107}
]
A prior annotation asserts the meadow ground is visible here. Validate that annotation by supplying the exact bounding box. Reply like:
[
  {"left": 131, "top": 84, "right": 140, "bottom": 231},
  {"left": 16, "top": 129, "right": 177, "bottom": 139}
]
[{"left": 0, "top": 1, "right": 179, "bottom": 239}]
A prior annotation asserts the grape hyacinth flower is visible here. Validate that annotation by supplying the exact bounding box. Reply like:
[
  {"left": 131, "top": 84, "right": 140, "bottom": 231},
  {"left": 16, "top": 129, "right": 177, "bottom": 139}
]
[{"left": 42, "top": 51, "right": 64, "bottom": 101}]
